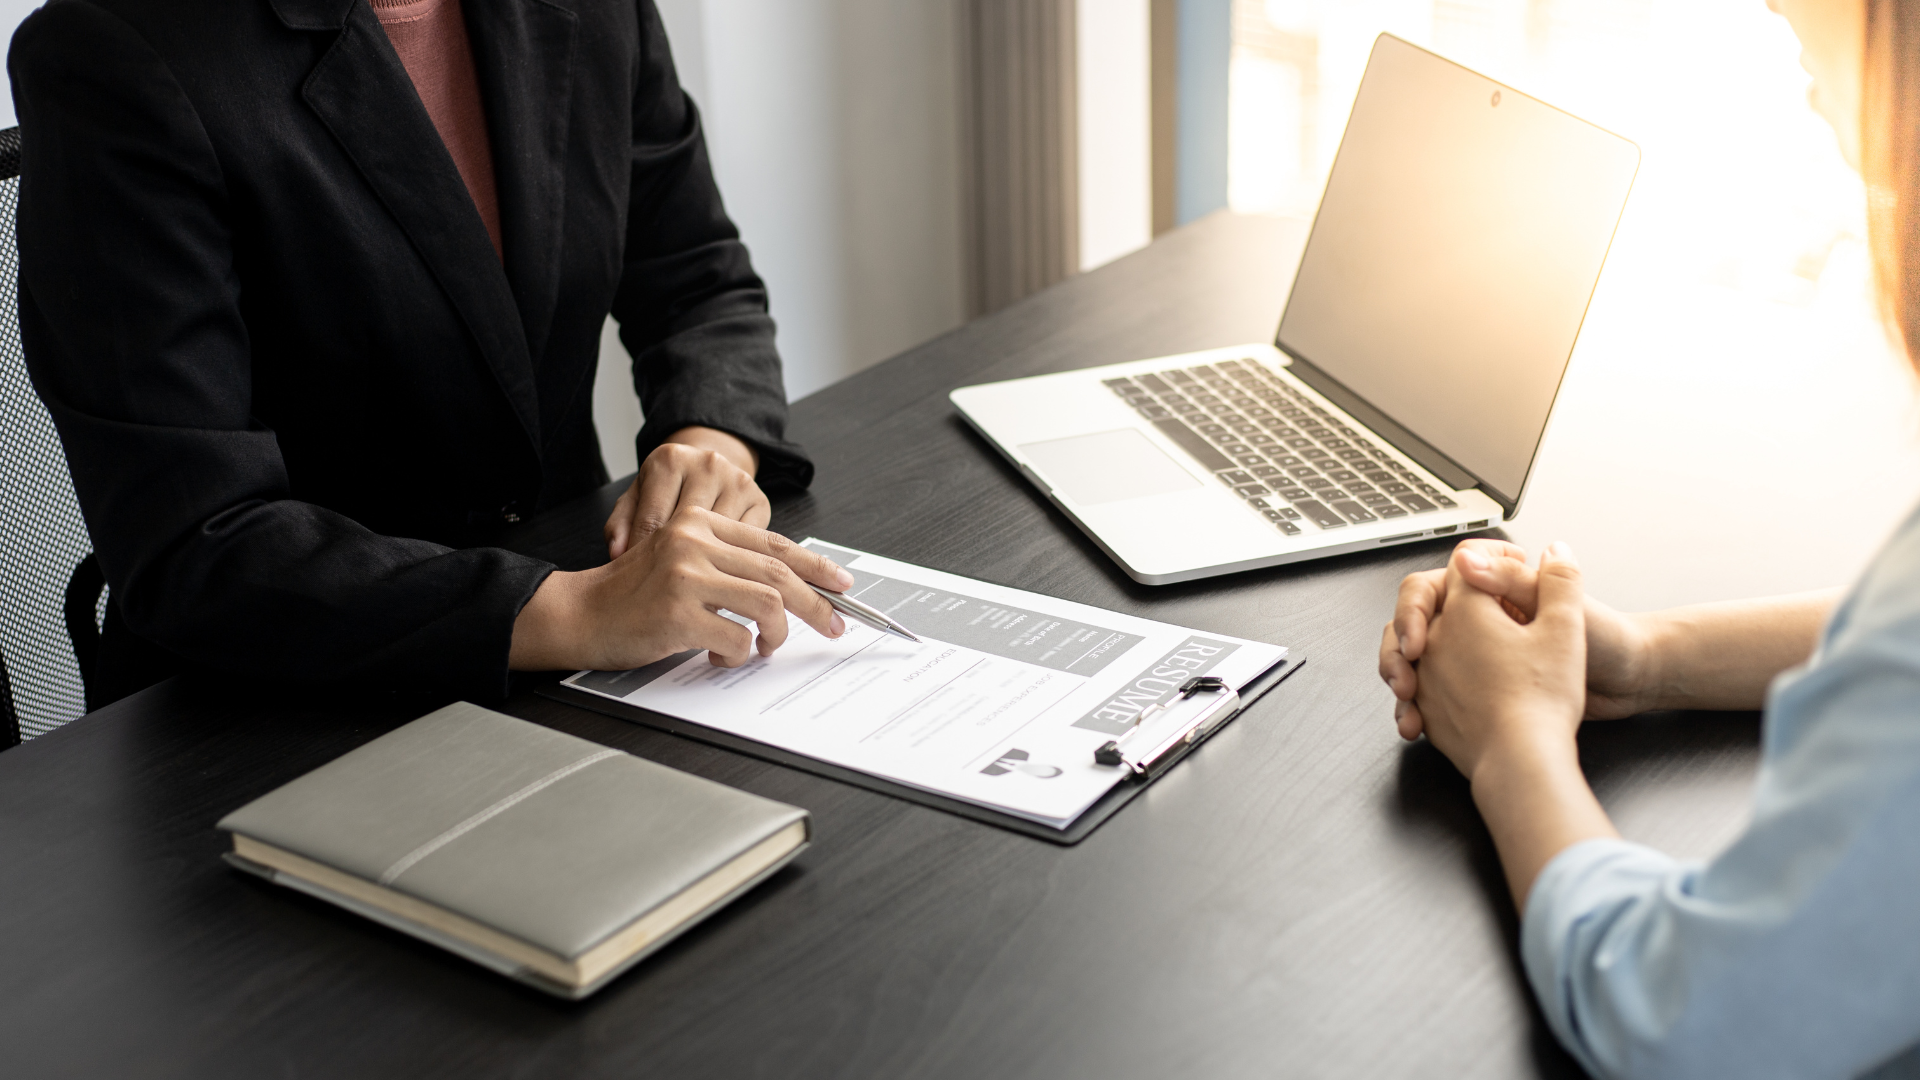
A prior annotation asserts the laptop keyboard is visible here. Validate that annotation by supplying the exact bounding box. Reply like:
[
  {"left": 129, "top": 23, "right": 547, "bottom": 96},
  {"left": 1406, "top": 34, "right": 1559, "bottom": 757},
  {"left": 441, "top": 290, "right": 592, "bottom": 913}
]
[{"left": 1103, "top": 358, "right": 1457, "bottom": 536}]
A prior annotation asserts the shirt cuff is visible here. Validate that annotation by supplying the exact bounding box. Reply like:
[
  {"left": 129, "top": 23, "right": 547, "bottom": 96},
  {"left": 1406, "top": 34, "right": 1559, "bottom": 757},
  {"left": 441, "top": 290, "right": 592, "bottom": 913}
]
[{"left": 1522, "top": 837, "right": 1684, "bottom": 1080}]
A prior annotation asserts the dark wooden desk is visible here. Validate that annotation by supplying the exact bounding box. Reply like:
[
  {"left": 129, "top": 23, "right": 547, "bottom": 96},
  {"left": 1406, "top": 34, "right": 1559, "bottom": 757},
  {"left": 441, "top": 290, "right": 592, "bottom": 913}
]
[{"left": 0, "top": 214, "right": 1760, "bottom": 1080}]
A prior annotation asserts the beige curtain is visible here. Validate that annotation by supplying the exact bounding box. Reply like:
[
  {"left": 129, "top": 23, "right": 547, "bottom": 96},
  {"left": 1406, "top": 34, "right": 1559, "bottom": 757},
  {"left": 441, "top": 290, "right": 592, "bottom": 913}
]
[{"left": 959, "top": 0, "right": 1079, "bottom": 317}]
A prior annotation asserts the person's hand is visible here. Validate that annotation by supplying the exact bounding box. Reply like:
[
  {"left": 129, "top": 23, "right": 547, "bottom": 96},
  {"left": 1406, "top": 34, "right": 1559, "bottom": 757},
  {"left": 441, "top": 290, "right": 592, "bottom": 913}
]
[
  {"left": 1379, "top": 539, "right": 1655, "bottom": 740},
  {"left": 1412, "top": 542, "right": 1588, "bottom": 782},
  {"left": 1413, "top": 543, "right": 1622, "bottom": 910},
  {"left": 606, "top": 427, "right": 766, "bottom": 560},
  {"left": 514, "top": 506, "right": 851, "bottom": 672}
]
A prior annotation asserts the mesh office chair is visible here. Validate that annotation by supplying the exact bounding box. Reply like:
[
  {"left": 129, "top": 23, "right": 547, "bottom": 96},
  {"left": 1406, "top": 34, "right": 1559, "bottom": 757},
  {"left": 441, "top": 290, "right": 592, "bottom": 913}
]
[{"left": 0, "top": 126, "right": 109, "bottom": 748}]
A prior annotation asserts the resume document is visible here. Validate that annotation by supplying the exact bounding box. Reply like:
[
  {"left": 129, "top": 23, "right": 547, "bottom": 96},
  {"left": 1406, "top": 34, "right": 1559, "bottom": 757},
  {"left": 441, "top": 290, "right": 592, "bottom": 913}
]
[{"left": 566, "top": 542, "right": 1288, "bottom": 829}]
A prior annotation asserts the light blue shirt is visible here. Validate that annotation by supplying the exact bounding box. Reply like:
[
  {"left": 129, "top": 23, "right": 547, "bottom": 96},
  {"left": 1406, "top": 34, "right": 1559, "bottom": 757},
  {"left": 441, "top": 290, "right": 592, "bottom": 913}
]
[{"left": 1523, "top": 504, "right": 1920, "bottom": 1080}]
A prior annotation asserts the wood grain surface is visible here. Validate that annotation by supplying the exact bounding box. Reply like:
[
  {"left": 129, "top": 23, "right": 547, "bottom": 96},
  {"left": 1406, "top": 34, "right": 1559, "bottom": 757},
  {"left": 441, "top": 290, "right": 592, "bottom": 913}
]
[{"left": 0, "top": 213, "right": 1759, "bottom": 1080}]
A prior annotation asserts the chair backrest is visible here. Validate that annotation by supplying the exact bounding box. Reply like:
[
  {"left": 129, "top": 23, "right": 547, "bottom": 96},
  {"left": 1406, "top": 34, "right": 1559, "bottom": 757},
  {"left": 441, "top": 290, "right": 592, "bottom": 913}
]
[{"left": 0, "top": 125, "right": 105, "bottom": 745}]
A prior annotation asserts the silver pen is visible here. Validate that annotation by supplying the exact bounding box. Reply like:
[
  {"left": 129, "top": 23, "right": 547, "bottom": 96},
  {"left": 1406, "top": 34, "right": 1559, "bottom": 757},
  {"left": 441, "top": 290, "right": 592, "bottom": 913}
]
[{"left": 807, "top": 583, "right": 922, "bottom": 643}]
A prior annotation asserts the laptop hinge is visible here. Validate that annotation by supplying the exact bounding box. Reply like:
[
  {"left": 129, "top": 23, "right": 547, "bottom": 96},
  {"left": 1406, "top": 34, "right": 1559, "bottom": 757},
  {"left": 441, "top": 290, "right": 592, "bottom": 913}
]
[{"left": 1277, "top": 351, "right": 1517, "bottom": 517}]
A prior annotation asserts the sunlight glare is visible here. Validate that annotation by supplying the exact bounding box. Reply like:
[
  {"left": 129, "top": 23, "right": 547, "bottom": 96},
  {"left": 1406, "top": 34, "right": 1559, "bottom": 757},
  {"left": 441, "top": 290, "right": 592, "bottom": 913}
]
[{"left": 1228, "top": 0, "right": 1864, "bottom": 310}]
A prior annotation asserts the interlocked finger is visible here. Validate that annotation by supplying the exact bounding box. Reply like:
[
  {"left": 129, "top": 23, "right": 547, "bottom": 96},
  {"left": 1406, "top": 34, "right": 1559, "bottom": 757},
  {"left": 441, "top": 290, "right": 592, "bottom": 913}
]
[{"left": 1394, "top": 569, "right": 1448, "bottom": 660}]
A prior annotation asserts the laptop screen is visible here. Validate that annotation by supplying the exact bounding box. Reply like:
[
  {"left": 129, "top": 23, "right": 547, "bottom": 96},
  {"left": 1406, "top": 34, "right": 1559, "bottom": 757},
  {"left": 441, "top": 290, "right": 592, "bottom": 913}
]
[{"left": 1275, "top": 34, "right": 1638, "bottom": 504}]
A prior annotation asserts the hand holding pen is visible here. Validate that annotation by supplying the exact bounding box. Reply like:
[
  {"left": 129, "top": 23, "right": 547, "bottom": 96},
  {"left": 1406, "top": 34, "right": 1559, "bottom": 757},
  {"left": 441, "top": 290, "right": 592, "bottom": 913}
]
[{"left": 806, "top": 583, "right": 922, "bottom": 642}]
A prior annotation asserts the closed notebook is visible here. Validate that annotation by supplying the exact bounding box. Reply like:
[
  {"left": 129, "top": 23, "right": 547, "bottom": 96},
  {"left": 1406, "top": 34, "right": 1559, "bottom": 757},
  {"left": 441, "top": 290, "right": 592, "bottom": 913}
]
[{"left": 218, "top": 702, "right": 809, "bottom": 999}]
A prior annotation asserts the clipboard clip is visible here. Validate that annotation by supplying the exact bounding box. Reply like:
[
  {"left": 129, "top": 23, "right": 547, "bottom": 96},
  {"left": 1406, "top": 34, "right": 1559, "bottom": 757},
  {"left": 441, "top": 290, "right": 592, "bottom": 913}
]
[{"left": 1093, "top": 676, "right": 1238, "bottom": 780}]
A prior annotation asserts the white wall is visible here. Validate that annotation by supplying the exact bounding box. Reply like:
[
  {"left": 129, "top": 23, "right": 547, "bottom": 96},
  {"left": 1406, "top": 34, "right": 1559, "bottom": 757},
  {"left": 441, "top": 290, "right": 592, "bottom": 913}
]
[
  {"left": 594, "top": 0, "right": 969, "bottom": 478},
  {"left": 0, "top": 0, "right": 41, "bottom": 126},
  {"left": 1076, "top": 0, "right": 1152, "bottom": 272}
]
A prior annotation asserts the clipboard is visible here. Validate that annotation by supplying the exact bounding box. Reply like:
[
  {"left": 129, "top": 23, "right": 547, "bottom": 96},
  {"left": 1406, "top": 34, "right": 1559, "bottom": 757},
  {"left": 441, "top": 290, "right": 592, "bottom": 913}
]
[{"left": 536, "top": 653, "right": 1302, "bottom": 846}]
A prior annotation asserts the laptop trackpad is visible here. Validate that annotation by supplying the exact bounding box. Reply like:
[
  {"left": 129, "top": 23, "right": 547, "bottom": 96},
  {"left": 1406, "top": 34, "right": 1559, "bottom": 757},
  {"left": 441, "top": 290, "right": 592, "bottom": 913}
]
[{"left": 1018, "top": 428, "right": 1201, "bottom": 506}]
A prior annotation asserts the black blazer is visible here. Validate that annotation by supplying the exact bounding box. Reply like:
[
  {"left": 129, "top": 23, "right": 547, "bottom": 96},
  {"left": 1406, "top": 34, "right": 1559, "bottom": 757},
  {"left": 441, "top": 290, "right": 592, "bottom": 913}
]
[{"left": 11, "top": 0, "right": 809, "bottom": 704}]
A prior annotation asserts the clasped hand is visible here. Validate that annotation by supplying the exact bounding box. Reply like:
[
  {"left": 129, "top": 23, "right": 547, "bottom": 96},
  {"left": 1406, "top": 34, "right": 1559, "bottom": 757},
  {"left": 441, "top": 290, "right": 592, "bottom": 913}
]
[
  {"left": 1377, "top": 539, "right": 1654, "bottom": 780},
  {"left": 511, "top": 434, "right": 851, "bottom": 673}
]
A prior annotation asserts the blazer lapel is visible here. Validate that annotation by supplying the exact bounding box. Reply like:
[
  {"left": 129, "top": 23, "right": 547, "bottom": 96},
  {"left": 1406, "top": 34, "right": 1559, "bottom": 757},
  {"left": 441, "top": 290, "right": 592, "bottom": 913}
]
[
  {"left": 464, "top": 0, "right": 577, "bottom": 375},
  {"left": 294, "top": 0, "right": 544, "bottom": 452}
]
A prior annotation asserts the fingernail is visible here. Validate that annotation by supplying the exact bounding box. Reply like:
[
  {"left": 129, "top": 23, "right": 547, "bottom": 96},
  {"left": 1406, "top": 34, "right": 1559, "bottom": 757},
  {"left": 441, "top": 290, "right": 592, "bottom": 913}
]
[
  {"left": 1459, "top": 549, "right": 1486, "bottom": 572},
  {"left": 1398, "top": 634, "right": 1408, "bottom": 657},
  {"left": 828, "top": 563, "right": 854, "bottom": 590},
  {"left": 1548, "top": 540, "right": 1576, "bottom": 565},
  {"left": 1393, "top": 701, "right": 1406, "bottom": 721},
  {"left": 830, "top": 612, "right": 846, "bottom": 636}
]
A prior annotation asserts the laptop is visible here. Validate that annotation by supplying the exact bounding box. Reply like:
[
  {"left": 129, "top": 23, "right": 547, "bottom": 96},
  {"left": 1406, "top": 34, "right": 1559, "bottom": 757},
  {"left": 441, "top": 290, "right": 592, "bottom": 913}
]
[{"left": 949, "top": 34, "right": 1639, "bottom": 585}]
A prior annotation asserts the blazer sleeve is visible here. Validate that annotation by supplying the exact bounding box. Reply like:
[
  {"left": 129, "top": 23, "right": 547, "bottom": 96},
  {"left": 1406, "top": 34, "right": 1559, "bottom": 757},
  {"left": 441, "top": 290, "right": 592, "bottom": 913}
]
[
  {"left": 10, "top": 0, "right": 555, "bottom": 702},
  {"left": 607, "top": 0, "right": 813, "bottom": 493}
]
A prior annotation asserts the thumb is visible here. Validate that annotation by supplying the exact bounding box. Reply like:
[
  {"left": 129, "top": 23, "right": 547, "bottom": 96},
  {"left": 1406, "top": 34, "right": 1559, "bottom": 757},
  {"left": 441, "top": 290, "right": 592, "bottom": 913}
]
[{"left": 1535, "top": 541, "right": 1585, "bottom": 630}]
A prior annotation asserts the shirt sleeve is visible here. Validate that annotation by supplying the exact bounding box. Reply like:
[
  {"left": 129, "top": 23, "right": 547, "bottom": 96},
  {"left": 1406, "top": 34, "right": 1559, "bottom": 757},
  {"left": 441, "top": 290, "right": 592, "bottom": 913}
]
[
  {"left": 11, "top": 1, "right": 554, "bottom": 702},
  {"left": 1521, "top": 626, "right": 1920, "bottom": 1080},
  {"left": 608, "top": 0, "right": 812, "bottom": 492}
]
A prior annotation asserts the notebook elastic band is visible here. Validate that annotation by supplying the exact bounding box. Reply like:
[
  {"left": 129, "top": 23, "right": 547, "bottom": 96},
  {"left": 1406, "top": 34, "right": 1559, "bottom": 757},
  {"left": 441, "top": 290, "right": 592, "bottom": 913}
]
[{"left": 377, "top": 748, "right": 622, "bottom": 885}]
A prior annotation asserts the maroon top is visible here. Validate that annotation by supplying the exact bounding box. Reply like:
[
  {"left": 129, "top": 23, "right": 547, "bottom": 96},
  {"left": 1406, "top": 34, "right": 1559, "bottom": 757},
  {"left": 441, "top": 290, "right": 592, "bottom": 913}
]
[{"left": 371, "top": 0, "right": 503, "bottom": 258}]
